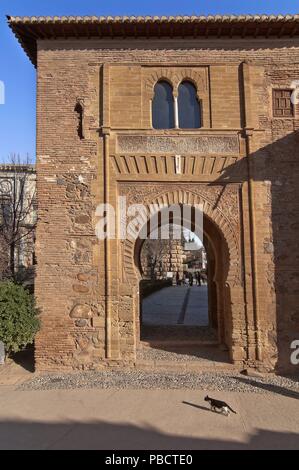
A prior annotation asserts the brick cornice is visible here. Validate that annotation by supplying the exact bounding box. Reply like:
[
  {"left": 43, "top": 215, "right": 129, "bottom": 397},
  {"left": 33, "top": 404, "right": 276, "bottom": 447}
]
[{"left": 7, "top": 14, "right": 299, "bottom": 67}]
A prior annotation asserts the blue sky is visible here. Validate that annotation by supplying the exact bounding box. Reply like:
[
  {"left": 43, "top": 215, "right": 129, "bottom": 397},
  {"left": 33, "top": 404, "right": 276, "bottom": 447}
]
[{"left": 0, "top": 0, "right": 299, "bottom": 161}]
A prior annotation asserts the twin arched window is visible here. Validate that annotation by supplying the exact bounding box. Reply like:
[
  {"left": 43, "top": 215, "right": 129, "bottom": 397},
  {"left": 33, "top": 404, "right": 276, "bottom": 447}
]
[{"left": 152, "top": 80, "right": 201, "bottom": 129}]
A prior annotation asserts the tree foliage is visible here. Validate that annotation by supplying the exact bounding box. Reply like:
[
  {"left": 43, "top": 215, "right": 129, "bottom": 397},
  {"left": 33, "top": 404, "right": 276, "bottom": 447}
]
[{"left": 0, "top": 281, "right": 39, "bottom": 355}]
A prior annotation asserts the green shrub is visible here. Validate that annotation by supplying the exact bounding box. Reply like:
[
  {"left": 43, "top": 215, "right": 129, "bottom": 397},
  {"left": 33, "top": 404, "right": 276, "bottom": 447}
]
[{"left": 0, "top": 281, "right": 39, "bottom": 355}]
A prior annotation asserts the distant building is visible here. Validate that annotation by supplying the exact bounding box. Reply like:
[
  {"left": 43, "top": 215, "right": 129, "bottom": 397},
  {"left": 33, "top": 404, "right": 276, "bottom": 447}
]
[
  {"left": 183, "top": 246, "right": 207, "bottom": 272},
  {"left": 0, "top": 164, "right": 36, "bottom": 285},
  {"left": 140, "top": 236, "right": 186, "bottom": 281}
]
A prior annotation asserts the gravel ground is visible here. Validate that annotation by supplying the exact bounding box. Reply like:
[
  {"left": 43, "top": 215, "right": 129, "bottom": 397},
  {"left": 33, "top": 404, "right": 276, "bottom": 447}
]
[
  {"left": 136, "top": 346, "right": 228, "bottom": 362},
  {"left": 18, "top": 370, "right": 299, "bottom": 395}
]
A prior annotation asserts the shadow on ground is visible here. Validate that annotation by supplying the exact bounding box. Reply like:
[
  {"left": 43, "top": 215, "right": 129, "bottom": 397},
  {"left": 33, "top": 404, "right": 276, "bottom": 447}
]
[
  {"left": 0, "top": 419, "right": 298, "bottom": 450},
  {"left": 234, "top": 376, "right": 299, "bottom": 400},
  {"left": 182, "top": 400, "right": 212, "bottom": 413},
  {"left": 12, "top": 346, "right": 35, "bottom": 373}
]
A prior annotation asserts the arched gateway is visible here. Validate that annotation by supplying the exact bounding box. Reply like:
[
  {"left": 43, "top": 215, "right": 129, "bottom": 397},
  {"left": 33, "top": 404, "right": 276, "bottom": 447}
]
[
  {"left": 120, "top": 186, "right": 242, "bottom": 361},
  {"left": 8, "top": 15, "right": 299, "bottom": 373}
]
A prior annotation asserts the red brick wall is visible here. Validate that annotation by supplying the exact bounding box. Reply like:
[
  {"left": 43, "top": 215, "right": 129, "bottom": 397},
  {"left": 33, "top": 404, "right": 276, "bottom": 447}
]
[{"left": 35, "top": 36, "right": 299, "bottom": 372}]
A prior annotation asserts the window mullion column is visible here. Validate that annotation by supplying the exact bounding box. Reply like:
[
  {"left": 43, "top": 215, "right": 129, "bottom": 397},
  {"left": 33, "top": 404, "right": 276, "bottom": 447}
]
[{"left": 174, "top": 95, "right": 179, "bottom": 129}]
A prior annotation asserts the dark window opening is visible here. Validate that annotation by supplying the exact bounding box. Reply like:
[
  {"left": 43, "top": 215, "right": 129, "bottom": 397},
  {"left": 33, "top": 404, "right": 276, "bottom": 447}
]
[
  {"left": 178, "top": 81, "right": 201, "bottom": 129},
  {"left": 75, "top": 102, "right": 84, "bottom": 139},
  {"left": 152, "top": 81, "right": 175, "bottom": 129}
]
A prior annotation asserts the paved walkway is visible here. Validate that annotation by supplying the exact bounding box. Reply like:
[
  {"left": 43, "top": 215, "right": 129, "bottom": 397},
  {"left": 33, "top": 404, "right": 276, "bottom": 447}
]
[
  {"left": 142, "top": 286, "right": 209, "bottom": 326},
  {"left": 0, "top": 386, "right": 298, "bottom": 449}
]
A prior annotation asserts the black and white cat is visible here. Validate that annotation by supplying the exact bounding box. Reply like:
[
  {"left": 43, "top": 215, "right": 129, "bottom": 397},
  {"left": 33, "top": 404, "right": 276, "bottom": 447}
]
[{"left": 204, "top": 395, "right": 237, "bottom": 416}]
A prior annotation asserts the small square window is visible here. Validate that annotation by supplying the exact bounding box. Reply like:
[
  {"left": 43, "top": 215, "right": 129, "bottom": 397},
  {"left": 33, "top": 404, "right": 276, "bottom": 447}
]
[{"left": 273, "top": 89, "right": 294, "bottom": 117}]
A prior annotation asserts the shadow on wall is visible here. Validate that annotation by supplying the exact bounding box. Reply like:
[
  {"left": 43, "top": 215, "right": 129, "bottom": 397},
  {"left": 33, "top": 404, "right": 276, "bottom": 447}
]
[
  {"left": 217, "top": 130, "right": 299, "bottom": 374},
  {"left": 0, "top": 419, "right": 298, "bottom": 450}
]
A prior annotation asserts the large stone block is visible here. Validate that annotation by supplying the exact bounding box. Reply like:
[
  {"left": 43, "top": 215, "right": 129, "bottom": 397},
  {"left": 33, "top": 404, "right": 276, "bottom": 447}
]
[{"left": 70, "top": 304, "right": 93, "bottom": 319}]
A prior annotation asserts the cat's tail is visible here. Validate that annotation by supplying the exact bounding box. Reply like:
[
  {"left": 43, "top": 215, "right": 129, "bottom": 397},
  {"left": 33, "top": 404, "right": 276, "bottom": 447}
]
[{"left": 228, "top": 406, "right": 237, "bottom": 414}]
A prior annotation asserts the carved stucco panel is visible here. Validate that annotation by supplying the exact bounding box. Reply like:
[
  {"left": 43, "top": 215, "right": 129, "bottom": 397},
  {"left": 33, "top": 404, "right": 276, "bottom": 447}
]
[{"left": 117, "top": 135, "right": 240, "bottom": 155}]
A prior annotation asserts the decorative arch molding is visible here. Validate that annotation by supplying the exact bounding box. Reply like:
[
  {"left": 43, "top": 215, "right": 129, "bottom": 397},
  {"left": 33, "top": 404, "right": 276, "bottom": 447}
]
[
  {"left": 144, "top": 67, "right": 207, "bottom": 99},
  {"left": 173, "top": 68, "right": 207, "bottom": 97},
  {"left": 145, "top": 70, "right": 176, "bottom": 99},
  {"left": 119, "top": 183, "right": 242, "bottom": 288}
]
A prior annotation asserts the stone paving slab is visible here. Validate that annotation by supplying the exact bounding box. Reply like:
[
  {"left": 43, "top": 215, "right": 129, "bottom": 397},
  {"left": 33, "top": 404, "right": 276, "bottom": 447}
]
[
  {"left": 184, "top": 286, "right": 209, "bottom": 326},
  {"left": 142, "top": 285, "right": 209, "bottom": 326},
  {"left": 0, "top": 386, "right": 298, "bottom": 449}
]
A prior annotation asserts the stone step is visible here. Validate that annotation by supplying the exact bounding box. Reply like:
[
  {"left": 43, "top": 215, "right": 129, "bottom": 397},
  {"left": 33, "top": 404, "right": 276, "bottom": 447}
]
[
  {"left": 140, "top": 340, "right": 219, "bottom": 348},
  {"left": 135, "top": 359, "right": 238, "bottom": 373},
  {"left": 136, "top": 340, "right": 233, "bottom": 373}
]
